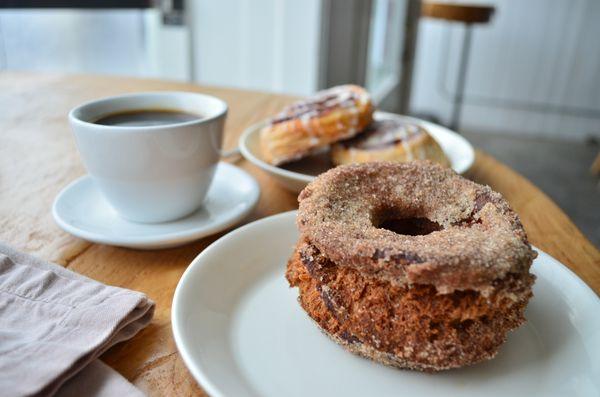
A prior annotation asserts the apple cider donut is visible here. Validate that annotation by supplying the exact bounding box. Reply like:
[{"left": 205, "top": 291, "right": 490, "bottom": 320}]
[
  {"left": 288, "top": 161, "right": 536, "bottom": 371},
  {"left": 260, "top": 85, "right": 373, "bottom": 165},
  {"left": 331, "top": 119, "right": 450, "bottom": 167}
]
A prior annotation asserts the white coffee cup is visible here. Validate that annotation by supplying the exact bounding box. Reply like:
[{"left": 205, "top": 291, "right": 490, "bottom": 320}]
[{"left": 69, "top": 91, "right": 228, "bottom": 223}]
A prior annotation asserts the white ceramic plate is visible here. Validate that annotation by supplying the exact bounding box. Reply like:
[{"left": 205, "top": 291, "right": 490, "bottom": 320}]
[
  {"left": 172, "top": 211, "right": 600, "bottom": 397},
  {"left": 52, "top": 162, "right": 260, "bottom": 249},
  {"left": 239, "top": 112, "right": 475, "bottom": 192}
]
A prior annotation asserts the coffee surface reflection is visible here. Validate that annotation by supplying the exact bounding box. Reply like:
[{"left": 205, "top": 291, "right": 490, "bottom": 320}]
[{"left": 94, "top": 109, "right": 202, "bottom": 127}]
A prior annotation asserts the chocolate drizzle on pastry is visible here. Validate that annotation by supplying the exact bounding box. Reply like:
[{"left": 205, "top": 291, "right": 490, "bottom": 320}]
[
  {"left": 330, "top": 118, "right": 450, "bottom": 167},
  {"left": 270, "top": 86, "right": 362, "bottom": 125},
  {"left": 260, "top": 84, "right": 373, "bottom": 165},
  {"left": 339, "top": 119, "right": 424, "bottom": 150}
]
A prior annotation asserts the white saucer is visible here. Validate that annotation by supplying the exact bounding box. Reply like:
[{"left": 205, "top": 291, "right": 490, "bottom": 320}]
[
  {"left": 52, "top": 163, "right": 260, "bottom": 249},
  {"left": 172, "top": 211, "right": 600, "bottom": 397},
  {"left": 239, "top": 111, "right": 475, "bottom": 193}
]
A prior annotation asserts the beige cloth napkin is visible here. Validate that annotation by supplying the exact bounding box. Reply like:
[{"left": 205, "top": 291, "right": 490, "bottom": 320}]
[{"left": 0, "top": 242, "right": 155, "bottom": 397}]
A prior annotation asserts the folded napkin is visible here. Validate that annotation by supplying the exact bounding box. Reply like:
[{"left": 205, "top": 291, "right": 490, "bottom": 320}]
[{"left": 0, "top": 242, "right": 155, "bottom": 397}]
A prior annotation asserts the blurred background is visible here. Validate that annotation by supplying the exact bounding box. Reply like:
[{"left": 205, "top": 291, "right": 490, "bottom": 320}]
[{"left": 1, "top": 0, "right": 599, "bottom": 246}]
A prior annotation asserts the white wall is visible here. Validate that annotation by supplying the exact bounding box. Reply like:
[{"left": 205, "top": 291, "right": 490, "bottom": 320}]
[
  {"left": 0, "top": 9, "right": 190, "bottom": 81},
  {"left": 189, "top": 0, "right": 322, "bottom": 95},
  {"left": 0, "top": 9, "right": 148, "bottom": 75},
  {"left": 0, "top": 3, "right": 322, "bottom": 93},
  {"left": 411, "top": 0, "right": 600, "bottom": 141}
]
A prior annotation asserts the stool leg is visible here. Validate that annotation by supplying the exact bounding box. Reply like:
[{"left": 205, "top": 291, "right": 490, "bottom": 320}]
[{"left": 450, "top": 24, "right": 473, "bottom": 132}]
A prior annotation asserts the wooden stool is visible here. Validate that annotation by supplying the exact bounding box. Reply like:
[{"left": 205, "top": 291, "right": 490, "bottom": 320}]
[
  {"left": 421, "top": 2, "right": 495, "bottom": 131},
  {"left": 591, "top": 152, "right": 600, "bottom": 176}
]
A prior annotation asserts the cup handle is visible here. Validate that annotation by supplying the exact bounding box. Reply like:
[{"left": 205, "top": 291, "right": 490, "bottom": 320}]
[{"left": 220, "top": 147, "right": 241, "bottom": 161}]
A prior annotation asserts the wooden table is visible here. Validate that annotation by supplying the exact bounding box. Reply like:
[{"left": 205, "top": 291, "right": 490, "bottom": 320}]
[{"left": 1, "top": 73, "right": 599, "bottom": 396}]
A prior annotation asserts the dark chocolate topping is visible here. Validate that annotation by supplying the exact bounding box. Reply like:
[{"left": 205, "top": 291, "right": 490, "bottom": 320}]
[{"left": 340, "top": 119, "right": 426, "bottom": 150}]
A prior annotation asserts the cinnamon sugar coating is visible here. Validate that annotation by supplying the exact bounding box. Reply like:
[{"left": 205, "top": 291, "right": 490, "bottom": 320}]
[
  {"left": 289, "top": 161, "right": 536, "bottom": 371},
  {"left": 297, "top": 161, "right": 536, "bottom": 293}
]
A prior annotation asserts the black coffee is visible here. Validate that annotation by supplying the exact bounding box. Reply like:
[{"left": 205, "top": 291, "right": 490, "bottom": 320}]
[{"left": 94, "top": 109, "right": 202, "bottom": 127}]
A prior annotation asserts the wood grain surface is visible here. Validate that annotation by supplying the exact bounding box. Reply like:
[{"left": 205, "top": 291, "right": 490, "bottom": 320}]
[
  {"left": 421, "top": 2, "right": 495, "bottom": 24},
  {"left": 0, "top": 73, "right": 598, "bottom": 396}
]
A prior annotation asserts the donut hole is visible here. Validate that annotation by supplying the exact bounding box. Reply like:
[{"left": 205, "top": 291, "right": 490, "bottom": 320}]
[{"left": 378, "top": 217, "right": 442, "bottom": 236}]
